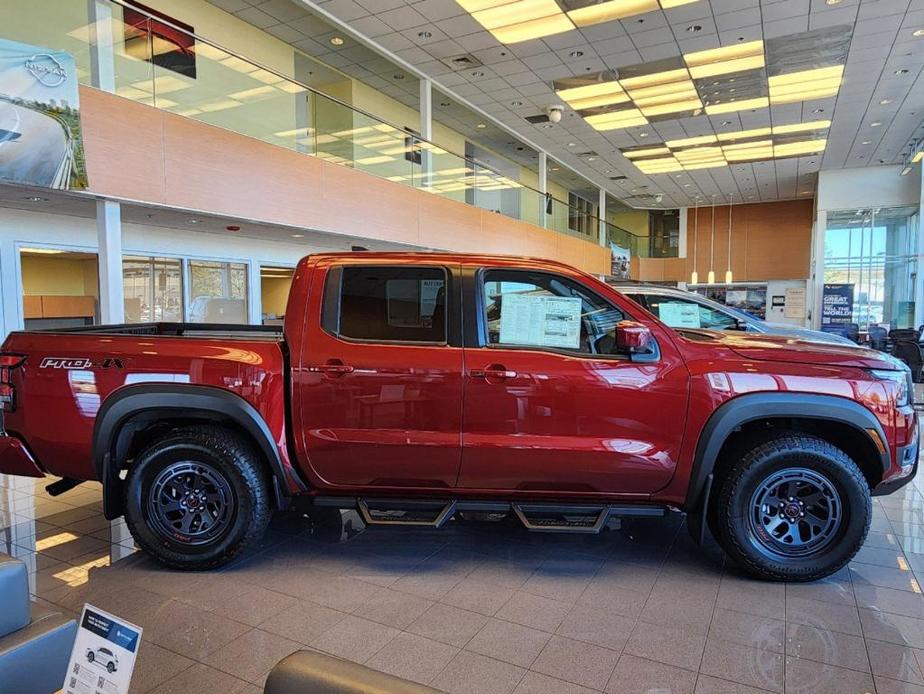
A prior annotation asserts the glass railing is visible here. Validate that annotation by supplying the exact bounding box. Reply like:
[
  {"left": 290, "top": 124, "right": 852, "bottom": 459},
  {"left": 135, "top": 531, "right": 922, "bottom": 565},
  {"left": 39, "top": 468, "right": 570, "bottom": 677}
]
[{"left": 3, "top": 0, "right": 647, "bottom": 256}]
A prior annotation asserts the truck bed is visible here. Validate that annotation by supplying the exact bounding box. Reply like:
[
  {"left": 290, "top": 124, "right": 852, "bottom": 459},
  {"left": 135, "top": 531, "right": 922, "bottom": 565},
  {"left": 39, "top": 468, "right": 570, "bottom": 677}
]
[{"left": 20, "top": 322, "right": 284, "bottom": 341}]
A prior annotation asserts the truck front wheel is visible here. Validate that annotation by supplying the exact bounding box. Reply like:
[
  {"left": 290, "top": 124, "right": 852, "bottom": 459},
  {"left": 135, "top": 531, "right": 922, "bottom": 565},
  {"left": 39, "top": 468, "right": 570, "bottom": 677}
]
[
  {"left": 124, "top": 425, "right": 272, "bottom": 570},
  {"left": 713, "top": 432, "right": 871, "bottom": 582}
]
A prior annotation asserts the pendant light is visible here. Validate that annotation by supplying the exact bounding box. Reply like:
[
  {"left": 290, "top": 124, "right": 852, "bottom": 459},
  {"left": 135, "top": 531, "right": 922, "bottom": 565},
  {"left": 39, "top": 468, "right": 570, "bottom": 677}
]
[
  {"left": 707, "top": 195, "right": 716, "bottom": 284},
  {"left": 690, "top": 198, "right": 699, "bottom": 285},
  {"left": 725, "top": 193, "right": 734, "bottom": 285}
]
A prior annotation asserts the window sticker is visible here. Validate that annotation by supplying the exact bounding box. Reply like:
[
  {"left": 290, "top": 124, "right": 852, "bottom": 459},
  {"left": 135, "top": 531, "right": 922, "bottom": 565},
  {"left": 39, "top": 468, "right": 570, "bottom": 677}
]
[
  {"left": 658, "top": 301, "right": 702, "bottom": 328},
  {"left": 499, "top": 294, "right": 582, "bottom": 348}
]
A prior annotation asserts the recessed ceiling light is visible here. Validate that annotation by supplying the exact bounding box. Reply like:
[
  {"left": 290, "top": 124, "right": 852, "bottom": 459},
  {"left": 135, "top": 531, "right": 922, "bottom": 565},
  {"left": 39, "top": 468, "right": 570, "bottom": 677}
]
[
  {"left": 329, "top": 36, "right": 344, "bottom": 46},
  {"left": 870, "top": 121, "right": 882, "bottom": 127},
  {"left": 914, "top": 29, "right": 924, "bottom": 37},
  {"left": 895, "top": 69, "right": 909, "bottom": 75},
  {"left": 393, "top": 73, "right": 405, "bottom": 80},
  {"left": 291, "top": 234, "right": 304, "bottom": 238},
  {"left": 639, "top": 132, "right": 648, "bottom": 137},
  {"left": 542, "top": 123, "right": 554, "bottom": 128},
  {"left": 439, "top": 101, "right": 450, "bottom": 107},
  {"left": 476, "top": 123, "right": 487, "bottom": 128},
  {"left": 511, "top": 100, "right": 523, "bottom": 106},
  {"left": 861, "top": 140, "right": 872, "bottom": 145},
  {"left": 24, "top": 196, "right": 48, "bottom": 202},
  {"left": 721, "top": 120, "right": 732, "bottom": 126},
  {"left": 687, "top": 24, "right": 702, "bottom": 33},
  {"left": 812, "top": 108, "right": 825, "bottom": 114},
  {"left": 880, "top": 99, "right": 892, "bottom": 105},
  {"left": 188, "top": 219, "right": 199, "bottom": 224},
  {"left": 587, "top": 156, "right": 597, "bottom": 161},
  {"left": 418, "top": 30, "right": 432, "bottom": 39},
  {"left": 567, "top": 142, "right": 576, "bottom": 146},
  {"left": 569, "top": 50, "right": 584, "bottom": 58},
  {"left": 825, "top": 0, "right": 842, "bottom": 5},
  {"left": 472, "top": 71, "right": 485, "bottom": 77},
  {"left": 550, "top": 166, "right": 559, "bottom": 171}
]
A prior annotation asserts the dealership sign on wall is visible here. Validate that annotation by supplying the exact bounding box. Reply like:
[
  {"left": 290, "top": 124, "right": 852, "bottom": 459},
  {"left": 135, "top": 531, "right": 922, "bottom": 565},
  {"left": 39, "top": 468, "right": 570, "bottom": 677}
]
[{"left": 0, "top": 38, "right": 87, "bottom": 189}]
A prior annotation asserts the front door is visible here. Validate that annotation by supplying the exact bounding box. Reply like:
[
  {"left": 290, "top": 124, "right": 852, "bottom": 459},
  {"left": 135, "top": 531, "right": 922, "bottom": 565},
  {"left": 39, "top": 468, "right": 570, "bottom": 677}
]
[
  {"left": 295, "top": 262, "right": 463, "bottom": 489},
  {"left": 458, "top": 267, "right": 689, "bottom": 496}
]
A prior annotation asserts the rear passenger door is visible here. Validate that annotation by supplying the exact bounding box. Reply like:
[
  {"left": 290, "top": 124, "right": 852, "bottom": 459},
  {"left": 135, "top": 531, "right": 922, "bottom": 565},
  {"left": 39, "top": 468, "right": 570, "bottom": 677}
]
[{"left": 294, "top": 261, "right": 464, "bottom": 490}]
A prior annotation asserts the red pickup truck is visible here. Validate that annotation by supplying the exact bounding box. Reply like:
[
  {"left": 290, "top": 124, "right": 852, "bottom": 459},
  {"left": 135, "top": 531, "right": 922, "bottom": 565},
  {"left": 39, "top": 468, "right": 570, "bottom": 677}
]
[{"left": 0, "top": 253, "right": 917, "bottom": 581}]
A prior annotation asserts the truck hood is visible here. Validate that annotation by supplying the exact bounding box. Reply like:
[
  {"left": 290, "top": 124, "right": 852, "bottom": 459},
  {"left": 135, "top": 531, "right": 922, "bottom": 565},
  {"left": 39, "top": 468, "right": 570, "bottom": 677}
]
[{"left": 682, "top": 329, "right": 906, "bottom": 370}]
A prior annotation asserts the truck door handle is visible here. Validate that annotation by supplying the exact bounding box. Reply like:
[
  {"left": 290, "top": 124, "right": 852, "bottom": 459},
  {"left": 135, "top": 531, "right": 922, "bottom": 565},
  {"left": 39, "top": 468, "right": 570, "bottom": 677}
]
[
  {"left": 308, "top": 361, "right": 354, "bottom": 376},
  {"left": 471, "top": 365, "right": 517, "bottom": 380}
]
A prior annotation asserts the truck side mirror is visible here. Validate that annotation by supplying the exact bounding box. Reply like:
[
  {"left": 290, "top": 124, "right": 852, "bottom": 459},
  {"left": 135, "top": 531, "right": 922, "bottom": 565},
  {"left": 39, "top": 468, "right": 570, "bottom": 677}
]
[{"left": 616, "top": 320, "right": 654, "bottom": 355}]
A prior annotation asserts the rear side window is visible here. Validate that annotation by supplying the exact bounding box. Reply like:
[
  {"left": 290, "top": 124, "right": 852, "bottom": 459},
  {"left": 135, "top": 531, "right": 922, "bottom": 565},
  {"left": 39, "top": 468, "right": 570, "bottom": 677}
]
[
  {"left": 645, "top": 294, "right": 738, "bottom": 330},
  {"left": 325, "top": 266, "right": 447, "bottom": 343}
]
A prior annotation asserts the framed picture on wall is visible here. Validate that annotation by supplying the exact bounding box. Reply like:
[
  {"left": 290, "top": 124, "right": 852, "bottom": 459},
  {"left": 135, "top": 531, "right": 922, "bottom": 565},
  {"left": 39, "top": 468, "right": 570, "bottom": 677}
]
[{"left": 123, "top": 1, "right": 197, "bottom": 79}]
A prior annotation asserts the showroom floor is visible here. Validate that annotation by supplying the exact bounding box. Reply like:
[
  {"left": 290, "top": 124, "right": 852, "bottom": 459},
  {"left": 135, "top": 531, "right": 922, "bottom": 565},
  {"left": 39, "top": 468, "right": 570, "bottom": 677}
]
[{"left": 4, "top": 470, "right": 924, "bottom": 694}]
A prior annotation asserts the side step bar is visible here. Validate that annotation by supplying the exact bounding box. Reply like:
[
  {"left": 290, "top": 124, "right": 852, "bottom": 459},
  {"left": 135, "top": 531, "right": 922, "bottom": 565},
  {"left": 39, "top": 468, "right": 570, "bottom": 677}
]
[{"left": 313, "top": 497, "right": 667, "bottom": 534}]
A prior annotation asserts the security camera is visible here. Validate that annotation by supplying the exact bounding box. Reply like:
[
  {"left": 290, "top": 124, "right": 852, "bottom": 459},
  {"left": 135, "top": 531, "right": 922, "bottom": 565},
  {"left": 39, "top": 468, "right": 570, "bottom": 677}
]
[{"left": 546, "top": 105, "right": 564, "bottom": 123}]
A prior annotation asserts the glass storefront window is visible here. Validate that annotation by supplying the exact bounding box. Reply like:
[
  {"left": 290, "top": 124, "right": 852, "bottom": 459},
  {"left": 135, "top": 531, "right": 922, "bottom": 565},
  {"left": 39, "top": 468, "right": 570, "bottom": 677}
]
[
  {"left": 188, "top": 260, "right": 249, "bottom": 323},
  {"left": 824, "top": 206, "right": 921, "bottom": 332},
  {"left": 122, "top": 256, "right": 182, "bottom": 323}
]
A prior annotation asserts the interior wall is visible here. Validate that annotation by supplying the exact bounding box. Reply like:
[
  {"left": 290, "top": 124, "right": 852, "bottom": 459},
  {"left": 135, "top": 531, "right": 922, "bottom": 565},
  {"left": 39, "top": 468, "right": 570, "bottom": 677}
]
[
  {"left": 633, "top": 199, "right": 814, "bottom": 283},
  {"left": 261, "top": 276, "right": 292, "bottom": 316},
  {"left": 21, "top": 256, "right": 99, "bottom": 297},
  {"left": 817, "top": 166, "right": 922, "bottom": 211}
]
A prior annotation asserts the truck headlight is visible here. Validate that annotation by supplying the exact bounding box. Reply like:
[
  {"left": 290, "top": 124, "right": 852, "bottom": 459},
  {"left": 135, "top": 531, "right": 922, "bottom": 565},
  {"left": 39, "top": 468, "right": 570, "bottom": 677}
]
[{"left": 871, "top": 368, "right": 912, "bottom": 407}]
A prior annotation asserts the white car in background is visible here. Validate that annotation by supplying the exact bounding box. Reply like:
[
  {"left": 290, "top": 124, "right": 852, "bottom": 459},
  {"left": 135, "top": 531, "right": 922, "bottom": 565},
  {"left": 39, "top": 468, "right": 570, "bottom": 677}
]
[{"left": 614, "top": 283, "right": 858, "bottom": 347}]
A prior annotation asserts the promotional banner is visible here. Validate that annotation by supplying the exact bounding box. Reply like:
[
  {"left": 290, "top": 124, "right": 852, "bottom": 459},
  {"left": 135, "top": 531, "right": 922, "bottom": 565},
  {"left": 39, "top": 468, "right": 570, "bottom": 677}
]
[
  {"left": 821, "top": 283, "right": 855, "bottom": 335},
  {"left": 609, "top": 243, "right": 630, "bottom": 279},
  {"left": 64, "top": 605, "right": 142, "bottom": 694},
  {"left": 0, "top": 38, "right": 87, "bottom": 189}
]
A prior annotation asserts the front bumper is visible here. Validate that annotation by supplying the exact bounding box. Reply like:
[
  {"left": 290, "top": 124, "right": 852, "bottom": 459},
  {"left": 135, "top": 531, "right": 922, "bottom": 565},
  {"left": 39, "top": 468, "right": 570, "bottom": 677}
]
[
  {"left": 872, "top": 420, "right": 919, "bottom": 497},
  {"left": 0, "top": 435, "right": 44, "bottom": 478}
]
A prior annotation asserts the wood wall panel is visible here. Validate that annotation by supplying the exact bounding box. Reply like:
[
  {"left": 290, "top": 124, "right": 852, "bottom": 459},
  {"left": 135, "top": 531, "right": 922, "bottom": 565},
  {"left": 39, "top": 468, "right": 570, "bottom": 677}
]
[{"left": 78, "top": 86, "right": 609, "bottom": 275}]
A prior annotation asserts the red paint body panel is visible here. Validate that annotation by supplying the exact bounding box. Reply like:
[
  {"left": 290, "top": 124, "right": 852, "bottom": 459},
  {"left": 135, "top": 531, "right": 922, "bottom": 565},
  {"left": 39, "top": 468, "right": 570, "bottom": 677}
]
[{"left": 0, "top": 252, "right": 914, "bottom": 509}]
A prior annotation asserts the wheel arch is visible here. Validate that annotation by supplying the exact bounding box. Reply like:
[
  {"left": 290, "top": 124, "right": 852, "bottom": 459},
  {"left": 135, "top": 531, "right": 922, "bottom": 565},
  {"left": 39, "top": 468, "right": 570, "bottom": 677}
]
[
  {"left": 93, "top": 384, "right": 298, "bottom": 519},
  {"left": 685, "top": 392, "right": 890, "bottom": 517}
]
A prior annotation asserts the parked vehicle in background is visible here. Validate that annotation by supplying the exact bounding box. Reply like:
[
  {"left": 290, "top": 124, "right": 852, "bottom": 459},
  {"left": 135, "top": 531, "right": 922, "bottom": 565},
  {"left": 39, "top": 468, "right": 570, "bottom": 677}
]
[
  {"left": 0, "top": 253, "right": 917, "bottom": 582},
  {"left": 614, "top": 282, "right": 858, "bottom": 347}
]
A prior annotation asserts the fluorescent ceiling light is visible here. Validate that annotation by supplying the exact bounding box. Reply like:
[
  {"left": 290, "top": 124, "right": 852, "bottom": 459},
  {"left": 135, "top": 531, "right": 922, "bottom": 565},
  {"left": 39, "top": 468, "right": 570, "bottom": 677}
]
[
  {"left": 774, "top": 139, "right": 827, "bottom": 157},
  {"left": 660, "top": 0, "right": 699, "bottom": 6},
  {"left": 557, "top": 81, "right": 631, "bottom": 109},
  {"left": 716, "top": 127, "right": 772, "bottom": 141},
  {"left": 568, "top": 0, "right": 658, "bottom": 26},
  {"left": 722, "top": 139, "right": 773, "bottom": 151},
  {"left": 704, "top": 97, "right": 770, "bottom": 115},
  {"left": 666, "top": 135, "right": 717, "bottom": 147},
  {"left": 459, "top": 0, "right": 572, "bottom": 43},
  {"left": 772, "top": 120, "right": 832, "bottom": 134},
  {"left": 912, "top": 152, "right": 924, "bottom": 163},
  {"left": 620, "top": 68, "right": 691, "bottom": 89},
  {"left": 639, "top": 98, "right": 703, "bottom": 116},
  {"left": 622, "top": 147, "right": 671, "bottom": 158},
  {"left": 684, "top": 41, "right": 765, "bottom": 78}
]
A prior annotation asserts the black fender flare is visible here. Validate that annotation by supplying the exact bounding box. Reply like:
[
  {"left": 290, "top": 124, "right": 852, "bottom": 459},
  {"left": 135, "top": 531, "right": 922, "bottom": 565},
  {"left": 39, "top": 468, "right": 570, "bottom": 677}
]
[
  {"left": 93, "top": 383, "right": 304, "bottom": 519},
  {"left": 685, "top": 392, "right": 890, "bottom": 515}
]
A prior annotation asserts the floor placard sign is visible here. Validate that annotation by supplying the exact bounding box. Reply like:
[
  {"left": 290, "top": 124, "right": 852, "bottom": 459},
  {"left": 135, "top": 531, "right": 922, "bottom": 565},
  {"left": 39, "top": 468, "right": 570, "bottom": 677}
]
[{"left": 62, "top": 605, "right": 142, "bottom": 694}]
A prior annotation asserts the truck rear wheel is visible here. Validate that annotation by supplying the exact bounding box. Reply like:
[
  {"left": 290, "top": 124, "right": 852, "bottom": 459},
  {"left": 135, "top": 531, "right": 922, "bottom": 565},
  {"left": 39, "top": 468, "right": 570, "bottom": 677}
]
[
  {"left": 124, "top": 425, "right": 272, "bottom": 570},
  {"left": 712, "top": 432, "right": 871, "bottom": 582}
]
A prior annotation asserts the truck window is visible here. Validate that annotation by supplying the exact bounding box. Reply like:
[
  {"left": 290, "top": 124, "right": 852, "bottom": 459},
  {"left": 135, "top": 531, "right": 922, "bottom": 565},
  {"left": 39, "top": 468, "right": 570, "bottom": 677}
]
[
  {"left": 326, "top": 266, "right": 447, "bottom": 343},
  {"left": 482, "top": 270, "right": 624, "bottom": 355},
  {"left": 645, "top": 294, "right": 738, "bottom": 331}
]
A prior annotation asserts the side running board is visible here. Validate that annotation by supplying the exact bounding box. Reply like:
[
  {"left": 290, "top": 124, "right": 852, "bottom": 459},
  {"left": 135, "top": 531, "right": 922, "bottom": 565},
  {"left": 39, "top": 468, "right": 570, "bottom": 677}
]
[{"left": 313, "top": 497, "right": 667, "bottom": 533}]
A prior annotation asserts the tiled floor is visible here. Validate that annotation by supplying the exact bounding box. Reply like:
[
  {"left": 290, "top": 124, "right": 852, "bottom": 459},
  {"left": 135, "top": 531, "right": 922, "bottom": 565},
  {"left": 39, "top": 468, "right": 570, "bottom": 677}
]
[{"left": 4, "top": 470, "right": 924, "bottom": 694}]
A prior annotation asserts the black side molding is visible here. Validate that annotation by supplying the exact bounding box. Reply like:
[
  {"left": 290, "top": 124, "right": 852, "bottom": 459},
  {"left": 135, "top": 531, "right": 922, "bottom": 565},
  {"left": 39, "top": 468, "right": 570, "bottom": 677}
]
[
  {"left": 93, "top": 384, "right": 305, "bottom": 519},
  {"left": 685, "top": 392, "right": 890, "bottom": 516}
]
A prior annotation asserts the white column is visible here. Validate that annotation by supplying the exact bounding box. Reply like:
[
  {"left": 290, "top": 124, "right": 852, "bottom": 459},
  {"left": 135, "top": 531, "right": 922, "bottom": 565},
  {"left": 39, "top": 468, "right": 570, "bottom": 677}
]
[
  {"left": 916, "top": 168, "right": 924, "bottom": 328},
  {"left": 97, "top": 200, "right": 124, "bottom": 324},
  {"left": 0, "top": 238, "right": 22, "bottom": 340},
  {"left": 87, "top": 0, "right": 116, "bottom": 92},
  {"left": 810, "top": 210, "right": 827, "bottom": 330},
  {"left": 597, "top": 188, "right": 607, "bottom": 247},
  {"left": 248, "top": 261, "right": 262, "bottom": 325},
  {"left": 419, "top": 79, "right": 432, "bottom": 185},
  {"left": 678, "top": 206, "right": 688, "bottom": 259},
  {"left": 538, "top": 152, "right": 548, "bottom": 228}
]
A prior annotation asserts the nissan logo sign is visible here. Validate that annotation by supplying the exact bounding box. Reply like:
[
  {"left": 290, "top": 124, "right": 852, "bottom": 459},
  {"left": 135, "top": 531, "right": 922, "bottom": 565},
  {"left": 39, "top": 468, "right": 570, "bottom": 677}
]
[{"left": 24, "top": 53, "right": 67, "bottom": 87}]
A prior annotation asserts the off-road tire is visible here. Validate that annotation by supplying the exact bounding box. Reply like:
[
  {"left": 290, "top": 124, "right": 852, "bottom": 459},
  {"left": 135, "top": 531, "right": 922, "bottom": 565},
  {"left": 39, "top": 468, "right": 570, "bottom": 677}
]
[
  {"left": 713, "top": 432, "right": 871, "bottom": 582},
  {"left": 124, "top": 425, "right": 272, "bottom": 570}
]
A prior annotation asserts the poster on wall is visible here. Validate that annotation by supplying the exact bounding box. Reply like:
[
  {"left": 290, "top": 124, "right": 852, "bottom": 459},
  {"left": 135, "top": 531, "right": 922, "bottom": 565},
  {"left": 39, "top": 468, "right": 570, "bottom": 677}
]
[
  {"left": 821, "top": 283, "right": 855, "bottom": 335},
  {"left": 609, "top": 243, "right": 630, "bottom": 279},
  {"left": 0, "top": 38, "right": 87, "bottom": 189},
  {"left": 784, "top": 287, "right": 807, "bottom": 320}
]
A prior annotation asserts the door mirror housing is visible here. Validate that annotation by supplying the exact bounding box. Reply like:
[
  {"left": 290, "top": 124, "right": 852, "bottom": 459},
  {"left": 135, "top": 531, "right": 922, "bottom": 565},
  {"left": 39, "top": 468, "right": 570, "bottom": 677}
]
[{"left": 616, "top": 320, "right": 654, "bottom": 356}]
